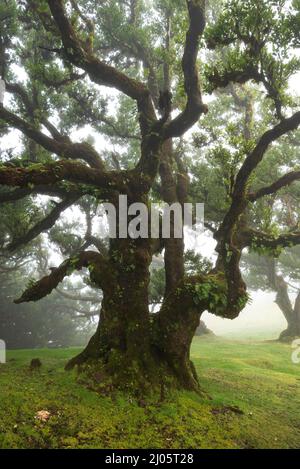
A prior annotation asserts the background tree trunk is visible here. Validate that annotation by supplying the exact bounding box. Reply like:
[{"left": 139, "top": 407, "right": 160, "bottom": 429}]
[
  {"left": 277, "top": 288, "right": 300, "bottom": 341},
  {"left": 195, "top": 320, "right": 214, "bottom": 336},
  {"left": 266, "top": 258, "right": 300, "bottom": 341}
]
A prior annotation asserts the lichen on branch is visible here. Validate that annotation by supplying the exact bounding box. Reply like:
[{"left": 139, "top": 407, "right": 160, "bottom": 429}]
[{"left": 14, "top": 251, "right": 106, "bottom": 304}]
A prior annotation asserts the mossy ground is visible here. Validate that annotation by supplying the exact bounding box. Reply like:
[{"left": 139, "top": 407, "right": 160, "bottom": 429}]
[{"left": 0, "top": 337, "right": 299, "bottom": 449}]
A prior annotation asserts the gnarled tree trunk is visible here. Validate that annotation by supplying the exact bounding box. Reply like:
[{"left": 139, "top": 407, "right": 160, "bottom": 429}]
[
  {"left": 265, "top": 258, "right": 300, "bottom": 341},
  {"left": 65, "top": 235, "right": 206, "bottom": 391},
  {"left": 277, "top": 287, "right": 300, "bottom": 341}
]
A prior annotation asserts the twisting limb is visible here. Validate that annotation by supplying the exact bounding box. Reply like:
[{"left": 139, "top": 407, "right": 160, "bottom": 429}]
[
  {"left": 234, "top": 111, "right": 300, "bottom": 197},
  {"left": 46, "top": 0, "right": 156, "bottom": 136},
  {"left": 164, "top": 0, "right": 208, "bottom": 139},
  {"left": 0, "top": 107, "right": 105, "bottom": 170},
  {"left": 46, "top": 0, "right": 148, "bottom": 101},
  {"left": 240, "top": 229, "right": 300, "bottom": 251},
  {"left": 216, "top": 111, "right": 300, "bottom": 238},
  {"left": 134, "top": 0, "right": 209, "bottom": 179},
  {"left": 14, "top": 251, "right": 107, "bottom": 304},
  {"left": 0, "top": 160, "right": 130, "bottom": 194},
  {"left": 213, "top": 112, "right": 300, "bottom": 312},
  {"left": 248, "top": 171, "right": 300, "bottom": 201},
  {"left": 7, "top": 195, "right": 79, "bottom": 252}
]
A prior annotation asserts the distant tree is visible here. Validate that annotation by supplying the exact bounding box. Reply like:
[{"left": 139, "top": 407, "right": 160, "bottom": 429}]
[
  {"left": 195, "top": 320, "right": 214, "bottom": 336},
  {"left": 244, "top": 247, "right": 300, "bottom": 341},
  {"left": 0, "top": 190, "right": 98, "bottom": 348},
  {"left": 0, "top": 281, "right": 95, "bottom": 349},
  {"left": 0, "top": 0, "right": 300, "bottom": 392}
]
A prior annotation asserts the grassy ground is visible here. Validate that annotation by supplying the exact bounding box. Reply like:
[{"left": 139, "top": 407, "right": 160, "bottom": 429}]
[{"left": 0, "top": 336, "right": 299, "bottom": 449}]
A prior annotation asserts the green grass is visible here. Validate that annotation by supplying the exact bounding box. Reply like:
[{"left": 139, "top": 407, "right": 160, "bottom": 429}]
[{"left": 0, "top": 337, "right": 299, "bottom": 449}]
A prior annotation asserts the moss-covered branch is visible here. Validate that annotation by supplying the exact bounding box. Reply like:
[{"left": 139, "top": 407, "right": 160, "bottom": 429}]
[
  {"left": 0, "top": 160, "right": 130, "bottom": 195},
  {"left": 0, "top": 106, "right": 105, "bottom": 170},
  {"left": 235, "top": 112, "right": 300, "bottom": 197},
  {"left": 14, "top": 251, "right": 106, "bottom": 304},
  {"left": 215, "top": 111, "right": 300, "bottom": 244},
  {"left": 46, "top": 0, "right": 150, "bottom": 101},
  {"left": 241, "top": 229, "right": 300, "bottom": 253},
  {"left": 249, "top": 170, "right": 300, "bottom": 201},
  {"left": 164, "top": 0, "right": 208, "bottom": 138}
]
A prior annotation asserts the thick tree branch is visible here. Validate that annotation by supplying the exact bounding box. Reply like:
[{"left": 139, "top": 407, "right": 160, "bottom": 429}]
[
  {"left": 46, "top": 0, "right": 156, "bottom": 136},
  {"left": 0, "top": 159, "right": 129, "bottom": 191},
  {"left": 234, "top": 111, "right": 300, "bottom": 197},
  {"left": 212, "top": 112, "right": 300, "bottom": 313},
  {"left": 0, "top": 106, "right": 105, "bottom": 170},
  {"left": 215, "top": 111, "right": 300, "bottom": 243},
  {"left": 164, "top": 0, "right": 208, "bottom": 138},
  {"left": 241, "top": 229, "right": 300, "bottom": 250},
  {"left": 249, "top": 171, "right": 300, "bottom": 201},
  {"left": 14, "top": 251, "right": 106, "bottom": 304},
  {"left": 213, "top": 111, "right": 300, "bottom": 305},
  {"left": 46, "top": 0, "right": 148, "bottom": 101}
]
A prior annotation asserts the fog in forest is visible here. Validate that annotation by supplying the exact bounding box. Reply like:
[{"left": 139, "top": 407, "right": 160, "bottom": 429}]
[{"left": 203, "top": 292, "right": 287, "bottom": 339}]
